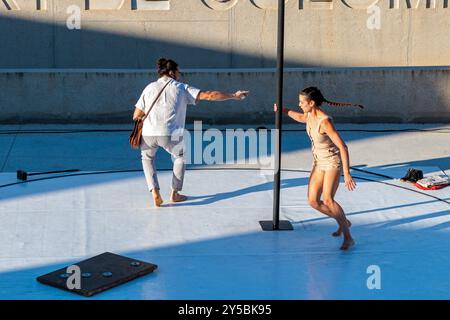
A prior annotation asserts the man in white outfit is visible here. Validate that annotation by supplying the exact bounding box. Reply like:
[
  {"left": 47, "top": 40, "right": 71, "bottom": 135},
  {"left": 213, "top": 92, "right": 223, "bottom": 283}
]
[{"left": 133, "top": 58, "right": 249, "bottom": 207}]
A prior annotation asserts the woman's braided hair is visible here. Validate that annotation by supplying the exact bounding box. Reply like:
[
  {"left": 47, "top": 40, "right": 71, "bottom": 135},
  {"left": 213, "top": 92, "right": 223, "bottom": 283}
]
[{"left": 300, "top": 87, "right": 364, "bottom": 109}]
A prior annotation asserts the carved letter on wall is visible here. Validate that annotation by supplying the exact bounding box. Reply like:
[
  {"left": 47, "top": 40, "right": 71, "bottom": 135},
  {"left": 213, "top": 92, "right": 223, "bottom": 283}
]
[
  {"left": 0, "top": 0, "right": 20, "bottom": 10},
  {"left": 85, "top": 0, "right": 125, "bottom": 10},
  {"left": 251, "top": 0, "right": 289, "bottom": 10},
  {"left": 390, "top": 0, "right": 439, "bottom": 8},
  {"left": 300, "top": 0, "right": 333, "bottom": 10},
  {"left": 37, "top": 0, "right": 47, "bottom": 10},
  {"left": 132, "top": 0, "right": 170, "bottom": 10},
  {"left": 0, "top": 1, "right": 48, "bottom": 11},
  {"left": 202, "top": 0, "right": 239, "bottom": 11},
  {"left": 342, "top": 0, "right": 379, "bottom": 9},
  {"left": 408, "top": 0, "right": 437, "bottom": 9}
]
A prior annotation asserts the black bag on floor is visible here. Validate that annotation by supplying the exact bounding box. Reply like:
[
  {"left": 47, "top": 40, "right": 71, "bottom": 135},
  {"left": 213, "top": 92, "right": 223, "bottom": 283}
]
[{"left": 400, "top": 168, "right": 424, "bottom": 183}]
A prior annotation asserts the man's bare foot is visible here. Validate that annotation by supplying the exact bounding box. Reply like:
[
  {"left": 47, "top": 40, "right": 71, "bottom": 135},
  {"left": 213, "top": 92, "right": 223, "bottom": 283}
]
[
  {"left": 170, "top": 191, "right": 188, "bottom": 203},
  {"left": 340, "top": 238, "right": 355, "bottom": 251},
  {"left": 152, "top": 190, "right": 163, "bottom": 207},
  {"left": 332, "top": 219, "right": 352, "bottom": 237}
]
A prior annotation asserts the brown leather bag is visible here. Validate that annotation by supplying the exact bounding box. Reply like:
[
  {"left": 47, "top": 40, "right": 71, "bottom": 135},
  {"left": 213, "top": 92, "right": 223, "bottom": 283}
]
[{"left": 129, "top": 79, "right": 172, "bottom": 149}]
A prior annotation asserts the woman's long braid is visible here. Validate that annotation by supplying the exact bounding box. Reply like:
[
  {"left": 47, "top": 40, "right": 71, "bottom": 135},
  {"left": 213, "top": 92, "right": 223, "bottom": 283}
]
[
  {"left": 301, "top": 87, "right": 364, "bottom": 109},
  {"left": 323, "top": 99, "right": 364, "bottom": 109}
]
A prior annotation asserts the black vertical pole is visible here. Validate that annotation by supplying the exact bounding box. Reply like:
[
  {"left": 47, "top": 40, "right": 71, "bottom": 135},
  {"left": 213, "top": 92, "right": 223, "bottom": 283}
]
[{"left": 260, "top": 0, "right": 293, "bottom": 231}]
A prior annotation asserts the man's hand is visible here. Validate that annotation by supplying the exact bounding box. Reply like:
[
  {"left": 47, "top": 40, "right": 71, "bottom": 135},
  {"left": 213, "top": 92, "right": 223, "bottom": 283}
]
[
  {"left": 233, "top": 90, "right": 249, "bottom": 100},
  {"left": 133, "top": 107, "right": 145, "bottom": 121}
]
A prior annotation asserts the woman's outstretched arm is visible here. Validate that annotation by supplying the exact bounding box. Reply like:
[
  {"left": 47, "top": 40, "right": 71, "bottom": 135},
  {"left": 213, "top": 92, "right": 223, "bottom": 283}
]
[{"left": 274, "top": 104, "right": 307, "bottom": 123}]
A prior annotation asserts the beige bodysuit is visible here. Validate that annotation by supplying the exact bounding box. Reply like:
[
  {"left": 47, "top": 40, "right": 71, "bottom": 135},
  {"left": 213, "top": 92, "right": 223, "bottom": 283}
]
[{"left": 306, "top": 112, "right": 343, "bottom": 172}]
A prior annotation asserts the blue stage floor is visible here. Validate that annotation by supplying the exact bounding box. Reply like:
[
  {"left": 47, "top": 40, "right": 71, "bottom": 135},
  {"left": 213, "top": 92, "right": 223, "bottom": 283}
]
[{"left": 0, "top": 124, "right": 449, "bottom": 299}]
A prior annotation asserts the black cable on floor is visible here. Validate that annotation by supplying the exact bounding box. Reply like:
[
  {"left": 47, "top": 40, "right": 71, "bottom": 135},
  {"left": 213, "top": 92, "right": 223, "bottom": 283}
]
[
  {"left": 0, "top": 128, "right": 449, "bottom": 135},
  {"left": 349, "top": 167, "right": 394, "bottom": 179},
  {"left": 346, "top": 167, "right": 450, "bottom": 205},
  {"left": 0, "top": 167, "right": 448, "bottom": 205}
]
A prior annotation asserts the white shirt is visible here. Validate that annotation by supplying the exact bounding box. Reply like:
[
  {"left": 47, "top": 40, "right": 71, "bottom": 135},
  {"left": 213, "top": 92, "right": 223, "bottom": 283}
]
[{"left": 135, "top": 76, "right": 201, "bottom": 136}]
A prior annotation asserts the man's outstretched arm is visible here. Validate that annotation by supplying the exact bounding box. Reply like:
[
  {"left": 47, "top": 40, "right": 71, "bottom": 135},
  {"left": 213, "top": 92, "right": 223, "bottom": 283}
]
[{"left": 197, "top": 90, "right": 249, "bottom": 102}]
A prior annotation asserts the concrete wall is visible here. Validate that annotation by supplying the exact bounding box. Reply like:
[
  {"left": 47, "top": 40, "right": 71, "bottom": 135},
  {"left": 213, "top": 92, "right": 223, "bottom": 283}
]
[
  {"left": 1, "top": 67, "right": 449, "bottom": 124},
  {"left": 0, "top": 0, "right": 448, "bottom": 68},
  {"left": 0, "top": 1, "right": 448, "bottom": 123}
]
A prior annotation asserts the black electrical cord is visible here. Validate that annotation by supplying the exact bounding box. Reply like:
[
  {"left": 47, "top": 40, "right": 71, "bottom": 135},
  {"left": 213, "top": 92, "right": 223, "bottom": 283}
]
[
  {"left": 0, "top": 167, "right": 294, "bottom": 189},
  {"left": 345, "top": 167, "right": 450, "bottom": 205},
  {"left": 0, "top": 128, "right": 449, "bottom": 135},
  {"left": 349, "top": 167, "right": 394, "bottom": 179},
  {"left": 298, "top": 167, "right": 449, "bottom": 205},
  {"left": 0, "top": 167, "right": 448, "bottom": 205}
]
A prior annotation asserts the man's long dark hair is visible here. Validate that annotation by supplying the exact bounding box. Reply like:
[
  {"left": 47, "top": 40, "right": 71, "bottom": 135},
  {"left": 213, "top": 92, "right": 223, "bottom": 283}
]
[{"left": 157, "top": 58, "right": 179, "bottom": 78}]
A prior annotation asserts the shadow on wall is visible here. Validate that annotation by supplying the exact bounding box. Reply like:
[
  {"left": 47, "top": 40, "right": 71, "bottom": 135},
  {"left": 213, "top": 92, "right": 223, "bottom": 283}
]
[
  {"left": 0, "top": 14, "right": 448, "bottom": 125},
  {"left": 0, "top": 13, "right": 314, "bottom": 69}
]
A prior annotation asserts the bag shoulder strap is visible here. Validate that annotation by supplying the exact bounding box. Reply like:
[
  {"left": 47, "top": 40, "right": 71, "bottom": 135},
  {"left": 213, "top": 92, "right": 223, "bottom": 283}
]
[{"left": 142, "top": 79, "right": 173, "bottom": 121}]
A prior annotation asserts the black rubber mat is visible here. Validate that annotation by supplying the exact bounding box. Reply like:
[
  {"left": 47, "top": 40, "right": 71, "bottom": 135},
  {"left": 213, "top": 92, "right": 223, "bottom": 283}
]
[{"left": 37, "top": 252, "right": 157, "bottom": 297}]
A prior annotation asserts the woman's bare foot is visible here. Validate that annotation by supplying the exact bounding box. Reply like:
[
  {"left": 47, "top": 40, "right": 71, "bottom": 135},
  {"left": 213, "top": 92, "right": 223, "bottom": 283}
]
[
  {"left": 152, "top": 190, "right": 163, "bottom": 207},
  {"left": 340, "top": 238, "right": 355, "bottom": 251},
  {"left": 332, "top": 219, "right": 352, "bottom": 237},
  {"left": 170, "top": 191, "right": 188, "bottom": 203}
]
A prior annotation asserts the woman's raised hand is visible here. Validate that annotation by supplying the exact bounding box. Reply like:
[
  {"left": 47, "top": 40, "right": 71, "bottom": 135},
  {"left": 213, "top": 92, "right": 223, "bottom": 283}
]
[{"left": 274, "top": 103, "right": 278, "bottom": 112}]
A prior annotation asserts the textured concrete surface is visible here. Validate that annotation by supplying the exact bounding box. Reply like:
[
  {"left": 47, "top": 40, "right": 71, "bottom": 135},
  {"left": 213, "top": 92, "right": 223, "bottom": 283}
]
[
  {"left": 0, "top": 0, "right": 448, "bottom": 68},
  {"left": 1, "top": 67, "right": 449, "bottom": 123}
]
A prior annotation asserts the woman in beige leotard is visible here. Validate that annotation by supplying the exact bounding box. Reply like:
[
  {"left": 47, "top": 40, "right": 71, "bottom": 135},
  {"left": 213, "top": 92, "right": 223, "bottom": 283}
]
[{"left": 274, "top": 87, "right": 364, "bottom": 250}]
